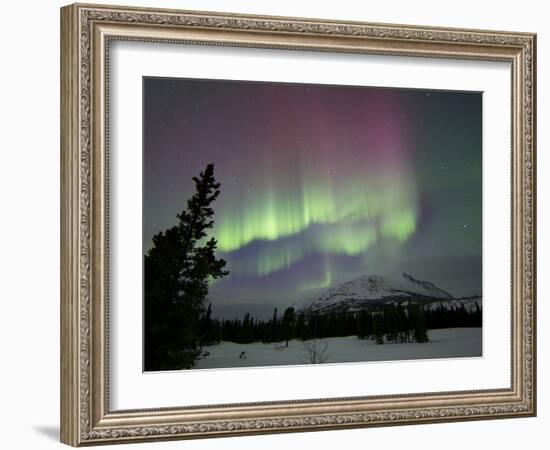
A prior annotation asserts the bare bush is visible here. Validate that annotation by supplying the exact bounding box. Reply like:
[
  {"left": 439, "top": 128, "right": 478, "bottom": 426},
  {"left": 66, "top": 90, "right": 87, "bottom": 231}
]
[{"left": 299, "top": 339, "right": 331, "bottom": 364}]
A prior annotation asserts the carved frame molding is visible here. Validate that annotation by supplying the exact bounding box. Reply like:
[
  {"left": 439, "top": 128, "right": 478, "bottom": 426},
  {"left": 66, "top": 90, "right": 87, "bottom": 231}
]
[{"left": 60, "top": 3, "right": 536, "bottom": 446}]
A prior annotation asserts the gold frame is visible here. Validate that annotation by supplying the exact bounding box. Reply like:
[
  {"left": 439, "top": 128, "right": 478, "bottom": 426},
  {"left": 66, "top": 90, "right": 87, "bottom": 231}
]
[{"left": 60, "top": 2, "right": 537, "bottom": 446}]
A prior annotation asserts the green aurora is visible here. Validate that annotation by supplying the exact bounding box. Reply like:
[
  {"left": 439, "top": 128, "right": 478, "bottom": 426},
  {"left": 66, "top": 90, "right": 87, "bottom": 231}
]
[{"left": 144, "top": 77, "right": 482, "bottom": 319}]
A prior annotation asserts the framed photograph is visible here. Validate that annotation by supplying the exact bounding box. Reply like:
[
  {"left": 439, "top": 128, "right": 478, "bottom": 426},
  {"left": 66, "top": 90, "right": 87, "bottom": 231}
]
[{"left": 60, "top": 3, "right": 536, "bottom": 446}]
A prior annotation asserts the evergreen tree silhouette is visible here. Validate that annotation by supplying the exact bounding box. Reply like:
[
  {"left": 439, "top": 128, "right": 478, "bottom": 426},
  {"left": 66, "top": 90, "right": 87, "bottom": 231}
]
[
  {"left": 373, "top": 313, "right": 385, "bottom": 345},
  {"left": 200, "top": 302, "right": 216, "bottom": 345},
  {"left": 271, "top": 308, "right": 278, "bottom": 342},
  {"left": 144, "top": 164, "right": 228, "bottom": 371},
  {"left": 411, "top": 303, "right": 429, "bottom": 343},
  {"left": 281, "top": 307, "right": 296, "bottom": 347}
]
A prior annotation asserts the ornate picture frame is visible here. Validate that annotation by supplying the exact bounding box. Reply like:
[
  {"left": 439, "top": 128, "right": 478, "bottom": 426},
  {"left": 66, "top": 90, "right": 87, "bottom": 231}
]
[{"left": 60, "top": 3, "right": 536, "bottom": 446}]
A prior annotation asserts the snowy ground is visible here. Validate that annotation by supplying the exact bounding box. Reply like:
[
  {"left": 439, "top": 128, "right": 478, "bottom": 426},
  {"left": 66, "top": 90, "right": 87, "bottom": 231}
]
[{"left": 193, "top": 327, "right": 482, "bottom": 370}]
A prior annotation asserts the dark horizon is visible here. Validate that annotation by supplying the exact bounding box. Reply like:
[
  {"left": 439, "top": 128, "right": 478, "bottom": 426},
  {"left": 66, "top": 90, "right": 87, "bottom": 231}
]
[{"left": 144, "top": 77, "right": 482, "bottom": 320}]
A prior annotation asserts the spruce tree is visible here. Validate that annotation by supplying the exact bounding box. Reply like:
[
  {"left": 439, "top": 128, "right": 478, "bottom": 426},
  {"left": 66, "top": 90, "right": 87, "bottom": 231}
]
[
  {"left": 373, "top": 313, "right": 385, "bottom": 345},
  {"left": 200, "top": 303, "right": 214, "bottom": 345},
  {"left": 271, "top": 308, "right": 279, "bottom": 342},
  {"left": 412, "top": 304, "right": 429, "bottom": 343},
  {"left": 295, "top": 313, "right": 305, "bottom": 340},
  {"left": 281, "top": 307, "right": 296, "bottom": 347},
  {"left": 144, "top": 164, "right": 228, "bottom": 371}
]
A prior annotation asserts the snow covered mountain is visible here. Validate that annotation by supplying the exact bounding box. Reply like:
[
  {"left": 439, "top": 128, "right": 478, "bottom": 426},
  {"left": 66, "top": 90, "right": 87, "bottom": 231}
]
[{"left": 299, "top": 273, "right": 477, "bottom": 314}]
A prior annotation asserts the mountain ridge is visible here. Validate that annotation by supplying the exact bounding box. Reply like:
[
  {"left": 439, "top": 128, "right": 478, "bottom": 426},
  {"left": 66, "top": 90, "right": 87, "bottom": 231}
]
[{"left": 299, "top": 272, "right": 480, "bottom": 314}]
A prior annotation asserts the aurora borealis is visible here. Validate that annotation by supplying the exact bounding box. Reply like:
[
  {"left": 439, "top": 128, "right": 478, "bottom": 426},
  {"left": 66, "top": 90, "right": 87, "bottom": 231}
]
[{"left": 144, "top": 77, "right": 482, "bottom": 319}]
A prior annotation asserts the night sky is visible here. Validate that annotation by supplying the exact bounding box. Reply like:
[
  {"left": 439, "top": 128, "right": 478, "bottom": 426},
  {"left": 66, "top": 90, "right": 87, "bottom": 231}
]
[{"left": 143, "top": 77, "right": 482, "bottom": 320}]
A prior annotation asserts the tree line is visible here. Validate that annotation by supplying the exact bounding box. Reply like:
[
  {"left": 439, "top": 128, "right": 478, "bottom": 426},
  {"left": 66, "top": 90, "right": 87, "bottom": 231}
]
[
  {"left": 200, "top": 300, "right": 482, "bottom": 347},
  {"left": 426, "top": 302, "right": 482, "bottom": 329}
]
